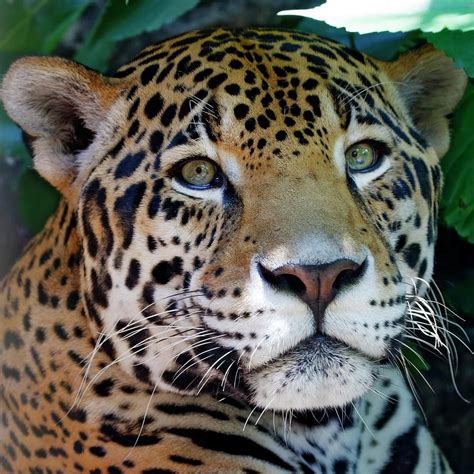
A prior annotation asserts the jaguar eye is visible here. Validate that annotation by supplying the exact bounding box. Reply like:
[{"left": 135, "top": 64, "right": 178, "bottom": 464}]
[
  {"left": 179, "top": 158, "right": 219, "bottom": 188},
  {"left": 345, "top": 142, "right": 378, "bottom": 172}
]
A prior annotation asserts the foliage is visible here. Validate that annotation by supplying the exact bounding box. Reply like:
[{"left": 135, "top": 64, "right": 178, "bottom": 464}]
[
  {"left": 75, "top": 0, "right": 199, "bottom": 70},
  {"left": 0, "top": 0, "right": 198, "bottom": 229},
  {"left": 0, "top": 0, "right": 473, "bottom": 321},
  {"left": 278, "top": 0, "right": 474, "bottom": 33}
]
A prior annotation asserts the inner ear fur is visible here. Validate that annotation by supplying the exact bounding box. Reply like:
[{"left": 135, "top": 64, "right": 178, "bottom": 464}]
[
  {"left": 384, "top": 44, "right": 467, "bottom": 158},
  {"left": 1, "top": 57, "right": 123, "bottom": 196}
]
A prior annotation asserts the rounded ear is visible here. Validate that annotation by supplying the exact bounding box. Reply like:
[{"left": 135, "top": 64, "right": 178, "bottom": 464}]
[
  {"left": 384, "top": 44, "right": 467, "bottom": 158},
  {"left": 1, "top": 57, "right": 123, "bottom": 197}
]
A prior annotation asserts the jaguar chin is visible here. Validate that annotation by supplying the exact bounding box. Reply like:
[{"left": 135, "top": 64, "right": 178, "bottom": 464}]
[{"left": 244, "top": 335, "right": 378, "bottom": 411}]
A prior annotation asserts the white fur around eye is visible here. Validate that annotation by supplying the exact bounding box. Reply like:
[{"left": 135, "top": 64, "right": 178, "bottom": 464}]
[
  {"left": 170, "top": 178, "right": 223, "bottom": 202},
  {"left": 350, "top": 158, "right": 391, "bottom": 188}
]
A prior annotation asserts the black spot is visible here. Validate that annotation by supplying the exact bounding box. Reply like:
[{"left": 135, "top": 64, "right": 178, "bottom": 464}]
[
  {"left": 374, "top": 394, "right": 399, "bottom": 430},
  {"left": 194, "top": 68, "right": 213, "bottom": 82},
  {"left": 302, "top": 78, "right": 318, "bottom": 90},
  {"left": 66, "top": 291, "right": 80, "bottom": 311},
  {"left": 257, "top": 114, "right": 270, "bottom": 129},
  {"left": 225, "top": 83, "right": 240, "bottom": 96},
  {"left": 94, "top": 378, "right": 115, "bottom": 397},
  {"left": 152, "top": 257, "right": 183, "bottom": 285},
  {"left": 4, "top": 330, "right": 24, "bottom": 349},
  {"left": 156, "top": 62, "right": 174, "bottom": 83},
  {"left": 114, "top": 182, "right": 147, "bottom": 249},
  {"left": 114, "top": 151, "right": 145, "bottom": 179},
  {"left": 161, "top": 197, "right": 184, "bottom": 220},
  {"left": 149, "top": 130, "right": 164, "bottom": 154},
  {"left": 280, "top": 42, "right": 300, "bottom": 52},
  {"left": 133, "top": 363, "right": 151, "bottom": 384},
  {"left": 144, "top": 92, "right": 164, "bottom": 119},
  {"left": 89, "top": 446, "right": 106, "bottom": 457},
  {"left": 306, "top": 95, "right": 321, "bottom": 117},
  {"left": 100, "top": 423, "right": 161, "bottom": 447},
  {"left": 35, "top": 327, "right": 46, "bottom": 344},
  {"left": 127, "top": 119, "right": 139, "bottom": 138},
  {"left": 418, "top": 258, "right": 428, "bottom": 278},
  {"left": 53, "top": 323, "right": 69, "bottom": 341},
  {"left": 114, "top": 66, "right": 135, "bottom": 78},
  {"left": 234, "top": 103, "right": 249, "bottom": 120},
  {"left": 395, "top": 234, "right": 407, "bottom": 253},
  {"left": 245, "top": 118, "right": 256, "bottom": 132},
  {"left": 229, "top": 59, "right": 243, "bottom": 69},
  {"left": 161, "top": 104, "right": 177, "bottom": 127},
  {"left": 403, "top": 243, "right": 421, "bottom": 269},
  {"left": 380, "top": 426, "right": 419, "bottom": 473},
  {"left": 128, "top": 98, "right": 140, "bottom": 120},
  {"left": 334, "top": 459, "right": 348, "bottom": 474},
  {"left": 125, "top": 259, "right": 141, "bottom": 289}
]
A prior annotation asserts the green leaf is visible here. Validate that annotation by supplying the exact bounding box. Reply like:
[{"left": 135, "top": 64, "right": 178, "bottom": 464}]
[
  {"left": 0, "top": 0, "right": 91, "bottom": 55},
  {"left": 354, "top": 31, "right": 422, "bottom": 60},
  {"left": 443, "top": 273, "right": 474, "bottom": 316},
  {"left": 278, "top": 0, "right": 474, "bottom": 34},
  {"left": 295, "top": 17, "right": 419, "bottom": 61},
  {"left": 440, "top": 84, "right": 474, "bottom": 243},
  {"left": 425, "top": 29, "right": 474, "bottom": 77},
  {"left": 17, "top": 169, "right": 60, "bottom": 234},
  {"left": 402, "top": 341, "right": 430, "bottom": 372},
  {"left": 294, "top": 17, "right": 352, "bottom": 47},
  {"left": 75, "top": 0, "right": 199, "bottom": 70}
]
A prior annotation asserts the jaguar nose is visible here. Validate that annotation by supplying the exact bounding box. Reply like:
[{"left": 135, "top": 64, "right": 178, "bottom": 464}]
[{"left": 259, "top": 259, "right": 366, "bottom": 331}]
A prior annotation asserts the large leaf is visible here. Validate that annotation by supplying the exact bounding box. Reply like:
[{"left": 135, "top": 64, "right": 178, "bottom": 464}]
[
  {"left": 17, "top": 169, "right": 60, "bottom": 234},
  {"left": 425, "top": 29, "right": 474, "bottom": 77},
  {"left": 440, "top": 84, "right": 474, "bottom": 243},
  {"left": 278, "top": 0, "right": 474, "bottom": 34},
  {"left": 0, "top": 0, "right": 91, "bottom": 55},
  {"left": 295, "top": 18, "right": 416, "bottom": 61},
  {"left": 444, "top": 272, "right": 474, "bottom": 316},
  {"left": 75, "top": 0, "right": 199, "bottom": 70}
]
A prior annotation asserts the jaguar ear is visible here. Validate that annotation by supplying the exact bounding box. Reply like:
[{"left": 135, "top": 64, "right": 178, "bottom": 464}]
[
  {"left": 385, "top": 44, "right": 467, "bottom": 158},
  {"left": 1, "top": 57, "right": 123, "bottom": 197}
]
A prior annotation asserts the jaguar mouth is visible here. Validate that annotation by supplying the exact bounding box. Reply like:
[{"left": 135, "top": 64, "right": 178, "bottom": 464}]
[
  {"left": 248, "top": 333, "right": 387, "bottom": 369},
  {"left": 239, "top": 334, "right": 380, "bottom": 410}
]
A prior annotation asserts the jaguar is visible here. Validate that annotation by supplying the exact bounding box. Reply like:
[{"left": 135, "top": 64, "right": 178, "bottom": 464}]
[{"left": 0, "top": 27, "right": 466, "bottom": 473}]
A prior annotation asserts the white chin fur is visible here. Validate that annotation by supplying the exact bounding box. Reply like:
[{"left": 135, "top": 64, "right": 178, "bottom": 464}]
[{"left": 246, "top": 338, "right": 374, "bottom": 410}]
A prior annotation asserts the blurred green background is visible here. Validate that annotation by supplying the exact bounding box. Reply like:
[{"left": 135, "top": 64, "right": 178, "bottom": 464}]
[{"left": 0, "top": 0, "right": 473, "bottom": 471}]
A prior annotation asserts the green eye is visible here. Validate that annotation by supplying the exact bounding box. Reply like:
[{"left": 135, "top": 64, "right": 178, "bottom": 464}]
[
  {"left": 180, "top": 159, "right": 218, "bottom": 187},
  {"left": 345, "top": 143, "right": 377, "bottom": 172}
]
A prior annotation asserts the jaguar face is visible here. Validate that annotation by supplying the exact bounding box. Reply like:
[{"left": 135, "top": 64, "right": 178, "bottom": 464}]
[{"left": 2, "top": 28, "right": 465, "bottom": 411}]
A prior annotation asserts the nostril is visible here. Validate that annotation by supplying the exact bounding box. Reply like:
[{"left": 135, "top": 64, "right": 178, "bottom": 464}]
[
  {"left": 257, "top": 263, "right": 276, "bottom": 285},
  {"left": 281, "top": 273, "right": 306, "bottom": 295},
  {"left": 333, "top": 258, "right": 367, "bottom": 293},
  {"left": 333, "top": 268, "right": 357, "bottom": 292},
  {"left": 258, "top": 263, "right": 307, "bottom": 294}
]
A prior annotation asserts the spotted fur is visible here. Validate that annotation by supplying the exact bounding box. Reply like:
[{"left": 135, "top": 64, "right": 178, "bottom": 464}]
[{"left": 0, "top": 28, "right": 466, "bottom": 473}]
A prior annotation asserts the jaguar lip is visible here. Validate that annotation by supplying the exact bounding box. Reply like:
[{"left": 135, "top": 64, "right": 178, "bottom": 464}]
[{"left": 247, "top": 332, "right": 382, "bottom": 370}]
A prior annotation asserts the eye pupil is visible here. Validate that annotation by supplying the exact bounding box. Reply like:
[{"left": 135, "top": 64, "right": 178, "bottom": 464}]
[
  {"left": 345, "top": 143, "right": 378, "bottom": 172},
  {"left": 179, "top": 158, "right": 218, "bottom": 188}
]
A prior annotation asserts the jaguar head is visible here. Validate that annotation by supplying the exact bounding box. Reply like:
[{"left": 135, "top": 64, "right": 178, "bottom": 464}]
[{"left": 1, "top": 28, "right": 466, "bottom": 411}]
